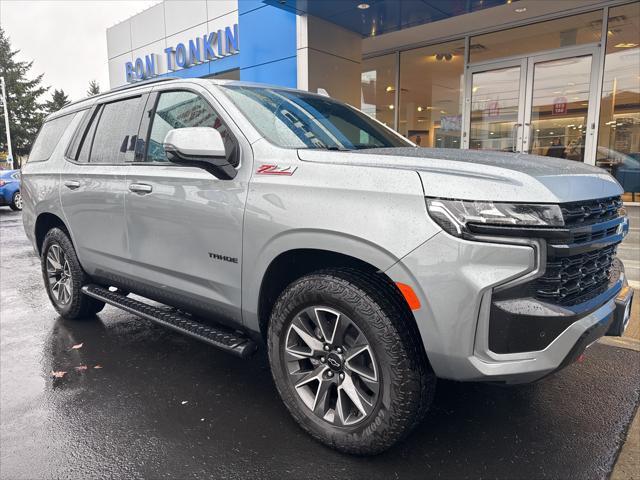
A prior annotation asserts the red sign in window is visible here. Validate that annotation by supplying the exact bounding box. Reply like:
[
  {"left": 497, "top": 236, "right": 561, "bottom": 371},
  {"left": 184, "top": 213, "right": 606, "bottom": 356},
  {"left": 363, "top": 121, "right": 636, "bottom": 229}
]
[{"left": 553, "top": 96, "right": 568, "bottom": 115}]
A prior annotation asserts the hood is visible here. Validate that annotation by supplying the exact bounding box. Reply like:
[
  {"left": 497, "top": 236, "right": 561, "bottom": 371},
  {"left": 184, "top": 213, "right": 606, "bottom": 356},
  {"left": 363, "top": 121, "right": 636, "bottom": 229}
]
[{"left": 297, "top": 147, "right": 622, "bottom": 204}]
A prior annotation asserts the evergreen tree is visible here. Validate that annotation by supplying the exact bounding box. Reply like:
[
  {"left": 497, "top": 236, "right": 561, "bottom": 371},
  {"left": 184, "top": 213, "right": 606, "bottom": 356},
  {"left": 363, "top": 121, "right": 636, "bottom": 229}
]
[
  {"left": 87, "top": 80, "right": 100, "bottom": 97},
  {"left": 0, "top": 27, "right": 47, "bottom": 166},
  {"left": 45, "top": 89, "right": 71, "bottom": 114}
]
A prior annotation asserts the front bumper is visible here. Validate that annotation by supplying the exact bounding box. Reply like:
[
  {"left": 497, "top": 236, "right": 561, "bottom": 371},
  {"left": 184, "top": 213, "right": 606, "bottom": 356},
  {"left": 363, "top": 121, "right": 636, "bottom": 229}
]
[{"left": 386, "top": 231, "right": 632, "bottom": 384}]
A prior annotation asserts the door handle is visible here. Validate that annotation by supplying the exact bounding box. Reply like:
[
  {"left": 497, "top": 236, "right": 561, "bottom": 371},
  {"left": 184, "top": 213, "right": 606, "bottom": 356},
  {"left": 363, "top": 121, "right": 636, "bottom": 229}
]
[
  {"left": 64, "top": 180, "right": 80, "bottom": 190},
  {"left": 511, "top": 123, "right": 522, "bottom": 152},
  {"left": 129, "top": 183, "right": 153, "bottom": 194}
]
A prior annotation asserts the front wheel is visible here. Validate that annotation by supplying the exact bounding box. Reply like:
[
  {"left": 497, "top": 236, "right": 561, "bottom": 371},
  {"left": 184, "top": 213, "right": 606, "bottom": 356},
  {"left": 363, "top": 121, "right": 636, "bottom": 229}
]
[
  {"left": 9, "top": 191, "right": 22, "bottom": 211},
  {"left": 268, "top": 268, "right": 435, "bottom": 455},
  {"left": 41, "top": 228, "right": 105, "bottom": 319}
]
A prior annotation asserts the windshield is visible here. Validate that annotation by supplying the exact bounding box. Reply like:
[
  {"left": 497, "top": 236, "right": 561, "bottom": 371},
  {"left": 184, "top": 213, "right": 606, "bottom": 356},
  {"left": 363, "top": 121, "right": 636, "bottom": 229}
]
[{"left": 218, "top": 84, "right": 411, "bottom": 150}]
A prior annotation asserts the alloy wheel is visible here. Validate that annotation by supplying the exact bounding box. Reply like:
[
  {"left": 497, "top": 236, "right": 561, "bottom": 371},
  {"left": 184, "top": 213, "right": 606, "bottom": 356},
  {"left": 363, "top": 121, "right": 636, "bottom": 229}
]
[
  {"left": 13, "top": 192, "right": 22, "bottom": 210},
  {"left": 284, "top": 306, "right": 380, "bottom": 426},
  {"left": 46, "top": 244, "right": 72, "bottom": 305}
]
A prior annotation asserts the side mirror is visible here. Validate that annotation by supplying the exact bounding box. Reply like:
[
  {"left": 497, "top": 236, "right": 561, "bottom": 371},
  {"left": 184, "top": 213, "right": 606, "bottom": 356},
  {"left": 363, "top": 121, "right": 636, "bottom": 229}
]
[{"left": 163, "top": 127, "right": 237, "bottom": 180}]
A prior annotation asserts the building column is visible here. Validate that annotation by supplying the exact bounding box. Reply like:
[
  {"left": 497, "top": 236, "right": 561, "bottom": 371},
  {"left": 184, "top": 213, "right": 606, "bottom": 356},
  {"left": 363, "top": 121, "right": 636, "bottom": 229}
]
[{"left": 297, "top": 15, "right": 362, "bottom": 105}]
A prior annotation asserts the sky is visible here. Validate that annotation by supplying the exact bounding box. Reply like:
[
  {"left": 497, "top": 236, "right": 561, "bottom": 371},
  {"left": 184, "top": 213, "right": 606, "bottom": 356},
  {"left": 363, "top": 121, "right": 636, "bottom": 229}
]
[{"left": 0, "top": 0, "right": 161, "bottom": 102}]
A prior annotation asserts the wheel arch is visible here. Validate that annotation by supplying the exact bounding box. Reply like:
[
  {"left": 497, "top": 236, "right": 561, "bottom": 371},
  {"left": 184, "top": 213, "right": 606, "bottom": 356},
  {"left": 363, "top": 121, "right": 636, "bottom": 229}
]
[
  {"left": 254, "top": 248, "right": 422, "bottom": 349},
  {"left": 35, "top": 212, "right": 69, "bottom": 255}
]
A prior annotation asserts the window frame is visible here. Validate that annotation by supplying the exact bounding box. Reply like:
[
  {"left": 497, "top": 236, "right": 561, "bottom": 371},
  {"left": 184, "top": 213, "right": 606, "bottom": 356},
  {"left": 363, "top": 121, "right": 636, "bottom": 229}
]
[
  {"left": 64, "top": 93, "right": 148, "bottom": 166},
  {"left": 135, "top": 88, "right": 240, "bottom": 167}
]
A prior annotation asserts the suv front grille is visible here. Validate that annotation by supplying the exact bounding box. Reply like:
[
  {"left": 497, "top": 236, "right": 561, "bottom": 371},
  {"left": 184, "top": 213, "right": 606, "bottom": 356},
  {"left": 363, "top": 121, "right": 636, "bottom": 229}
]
[
  {"left": 560, "top": 196, "right": 623, "bottom": 227},
  {"left": 536, "top": 196, "right": 623, "bottom": 306},
  {"left": 535, "top": 244, "right": 617, "bottom": 305}
]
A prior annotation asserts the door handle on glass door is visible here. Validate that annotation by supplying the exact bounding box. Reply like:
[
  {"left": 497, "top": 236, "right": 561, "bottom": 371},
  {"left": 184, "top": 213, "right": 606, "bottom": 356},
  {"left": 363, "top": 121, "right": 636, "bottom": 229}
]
[
  {"left": 64, "top": 180, "right": 80, "bottom": 190},
  {"left": 511, "top": 124, "right": 522, "bottom": 152},
  {"left": 129, "top": 183, "right": 153, "bottom": 194}
]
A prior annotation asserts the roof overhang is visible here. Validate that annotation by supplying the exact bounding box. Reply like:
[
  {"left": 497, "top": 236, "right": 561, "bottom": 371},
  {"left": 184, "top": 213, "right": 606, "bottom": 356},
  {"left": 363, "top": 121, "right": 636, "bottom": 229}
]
[{"left": 262, "top": 0, "right": 513, "bottom": 37}]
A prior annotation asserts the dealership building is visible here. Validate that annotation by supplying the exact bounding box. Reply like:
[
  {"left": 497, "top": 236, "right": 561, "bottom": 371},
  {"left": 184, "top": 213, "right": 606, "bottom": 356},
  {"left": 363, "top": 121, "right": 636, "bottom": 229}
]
[{"left": 107, "top": 0, "right": 640, "bottom": 199}]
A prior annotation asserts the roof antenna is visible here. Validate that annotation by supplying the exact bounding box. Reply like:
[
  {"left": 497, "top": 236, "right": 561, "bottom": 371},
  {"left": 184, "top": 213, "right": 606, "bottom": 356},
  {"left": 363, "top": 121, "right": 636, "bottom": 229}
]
[{"left": 317, "top": 88, "right": 330, "bottom": 97}]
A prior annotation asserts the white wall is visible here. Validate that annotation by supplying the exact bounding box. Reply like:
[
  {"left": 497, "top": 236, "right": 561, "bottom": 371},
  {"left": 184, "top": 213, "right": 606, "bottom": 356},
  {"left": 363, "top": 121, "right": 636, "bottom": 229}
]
[
  {"left": 297, "top": 15, "right": 362, "bottom": 106},
  {"left": 106, "top": 0, "right": 238, "bottom": 88}
]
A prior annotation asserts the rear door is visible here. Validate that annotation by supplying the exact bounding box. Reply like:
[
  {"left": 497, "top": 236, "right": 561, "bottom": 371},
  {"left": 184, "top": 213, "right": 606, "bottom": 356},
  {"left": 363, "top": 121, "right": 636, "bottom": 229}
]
[
  {"left": 60, "top": 94, "right": 146, "bottom": 282},
  {"left": 125, "top": 85, "right": 248, "bottom": 326}
]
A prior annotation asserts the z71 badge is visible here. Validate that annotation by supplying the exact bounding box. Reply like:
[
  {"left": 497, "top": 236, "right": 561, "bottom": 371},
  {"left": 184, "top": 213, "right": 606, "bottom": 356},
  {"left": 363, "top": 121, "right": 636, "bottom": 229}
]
[{"left": 256, "top": 164, "right": 297, "bottom": 176}]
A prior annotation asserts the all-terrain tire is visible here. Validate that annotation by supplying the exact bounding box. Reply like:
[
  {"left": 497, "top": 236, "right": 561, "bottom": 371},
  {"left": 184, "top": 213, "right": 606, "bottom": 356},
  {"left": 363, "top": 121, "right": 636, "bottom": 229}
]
[
  {"left": 41, "top": 228, "right": 105, "bottom": 319},
  {"left": 268, "top": 267, "right": 435, "bottom": 455}
]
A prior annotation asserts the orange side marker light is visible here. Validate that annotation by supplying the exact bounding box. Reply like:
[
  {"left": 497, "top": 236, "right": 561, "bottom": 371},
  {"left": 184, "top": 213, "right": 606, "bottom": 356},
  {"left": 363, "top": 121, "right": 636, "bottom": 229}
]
[{"left": 395, "top": 282, "right": 421, "bottom": 311}]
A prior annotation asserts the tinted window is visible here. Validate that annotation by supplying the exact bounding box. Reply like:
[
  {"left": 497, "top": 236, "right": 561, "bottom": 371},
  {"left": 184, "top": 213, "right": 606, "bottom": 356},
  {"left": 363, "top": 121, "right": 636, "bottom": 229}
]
[
  {"left": 65, "top": 108, "right": 92, "bottom": 160},
  {"left": 76, "top": 107, "right": 101, "bottom": 163},
  {"left": 90, "top": 96, "right": 143, "bottom": 164},
  {"left": 28, "top": 114, "right": 75, "bottom": 162},
  {"left": 146, "top": 91, "right": 235, "bottom": 164},
  {"left": 219, "top": 85, "right": 410, "bottom": 150}
]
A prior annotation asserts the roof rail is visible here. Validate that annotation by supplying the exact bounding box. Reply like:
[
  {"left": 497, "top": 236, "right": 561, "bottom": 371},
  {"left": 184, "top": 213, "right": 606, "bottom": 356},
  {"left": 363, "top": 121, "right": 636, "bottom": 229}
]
[
  {"left": 48, "top": 77, "right": 181, "bottom": 116},
  {"left": 108, "top": 76, "right": 179, "bottom": 93}
]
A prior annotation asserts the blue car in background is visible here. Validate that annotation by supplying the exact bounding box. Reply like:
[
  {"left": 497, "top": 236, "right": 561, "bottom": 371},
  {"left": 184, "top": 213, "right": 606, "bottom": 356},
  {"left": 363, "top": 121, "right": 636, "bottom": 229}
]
[{"left": 0, "top": 169, "right": 22, "bottom": 211}]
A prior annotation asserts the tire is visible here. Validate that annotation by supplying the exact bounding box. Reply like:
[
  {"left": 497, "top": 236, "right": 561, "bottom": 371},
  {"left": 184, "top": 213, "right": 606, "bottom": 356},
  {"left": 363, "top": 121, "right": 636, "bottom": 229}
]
[
  {"left": 9, "top": 191, "right": 22, "bottom": 211},
  {"left": 267, "top": 268, "right": 435, "bottom": 455},
  {"left": 41, "top": 228, "right": 105, "bottom": 320}
]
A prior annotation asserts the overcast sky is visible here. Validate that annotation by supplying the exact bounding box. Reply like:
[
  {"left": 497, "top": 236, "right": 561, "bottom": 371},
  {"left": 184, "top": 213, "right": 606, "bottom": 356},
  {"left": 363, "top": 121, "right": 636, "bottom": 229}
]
[{"left": 0, "top": 0, "right": 161, "bottom": 102}]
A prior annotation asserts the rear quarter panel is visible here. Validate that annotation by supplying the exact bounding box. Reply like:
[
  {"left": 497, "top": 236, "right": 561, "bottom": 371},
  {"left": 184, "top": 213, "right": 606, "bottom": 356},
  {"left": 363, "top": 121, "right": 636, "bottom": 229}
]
[{"left": 21, "top": 110, "right": 87, "bottom": 252}]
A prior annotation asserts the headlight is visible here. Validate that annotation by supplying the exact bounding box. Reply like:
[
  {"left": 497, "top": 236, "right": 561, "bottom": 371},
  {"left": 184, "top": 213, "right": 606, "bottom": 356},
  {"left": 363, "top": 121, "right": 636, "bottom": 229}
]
[{"left": 426, "top": 198, "right": 564, "bottom": 237}]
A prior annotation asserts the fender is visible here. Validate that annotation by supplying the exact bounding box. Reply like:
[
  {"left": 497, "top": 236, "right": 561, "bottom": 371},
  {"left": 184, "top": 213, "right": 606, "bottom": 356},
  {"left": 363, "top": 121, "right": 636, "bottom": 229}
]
[{"left": 241, "top": 228, "right": 412, "bottom": 334}]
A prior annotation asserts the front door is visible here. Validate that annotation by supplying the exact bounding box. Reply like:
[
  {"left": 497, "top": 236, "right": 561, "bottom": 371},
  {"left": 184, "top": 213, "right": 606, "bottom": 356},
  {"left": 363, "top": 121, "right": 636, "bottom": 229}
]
[
  {"left": 125, "top": 86, "right": 248, "bottom": 326},
  {"left": 465, "top": 46, "right": 600, "bottom": 164}
]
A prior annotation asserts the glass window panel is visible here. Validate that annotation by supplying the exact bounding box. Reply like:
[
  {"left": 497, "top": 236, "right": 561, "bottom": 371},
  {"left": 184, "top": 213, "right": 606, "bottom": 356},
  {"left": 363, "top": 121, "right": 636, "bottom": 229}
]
[
  {"left": 90, "top": 96, "right": 143, "bottom": 164},
  {"left": 398, "top": 39, "right": 465, "bottom": 148},
  {"left": 470, "top": 11, "right": 603, "bottom": 63},
  {"left": 28, "top": 113, "right": 75, "bottom": 162},
  {"left": 469, "top": 66, "right": 521, "bottom": 152},
  {"left": 360, "top": 54, "right": 396, "bottom": 128},
  {"left": 528, "top": 55, "right": 592, "bottom": 161},
  {"left": 597, "top": 3, "right": 640, "bottom": 201}
]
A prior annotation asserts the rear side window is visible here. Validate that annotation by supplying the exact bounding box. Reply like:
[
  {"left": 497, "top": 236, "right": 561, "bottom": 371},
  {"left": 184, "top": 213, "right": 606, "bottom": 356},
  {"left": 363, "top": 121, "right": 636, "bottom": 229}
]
[
  {"left": 28, "top": 114, "right": 75, "bottom": 162},
  {"left": 89, "top": 96, "right": 144, "bottom": 164}
]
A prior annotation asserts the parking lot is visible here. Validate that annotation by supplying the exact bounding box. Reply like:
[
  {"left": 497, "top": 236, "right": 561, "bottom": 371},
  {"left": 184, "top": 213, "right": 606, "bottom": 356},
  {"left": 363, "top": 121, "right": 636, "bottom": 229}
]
[{"left": 1, "top": 208, "right": 639, "bottom": 480}]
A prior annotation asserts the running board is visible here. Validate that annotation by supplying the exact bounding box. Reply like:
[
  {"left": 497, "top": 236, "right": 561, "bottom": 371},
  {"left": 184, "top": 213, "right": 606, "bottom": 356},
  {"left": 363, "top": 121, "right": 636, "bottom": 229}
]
[{"left": 81, "top": 285, "right": 257, "bottom": 358}]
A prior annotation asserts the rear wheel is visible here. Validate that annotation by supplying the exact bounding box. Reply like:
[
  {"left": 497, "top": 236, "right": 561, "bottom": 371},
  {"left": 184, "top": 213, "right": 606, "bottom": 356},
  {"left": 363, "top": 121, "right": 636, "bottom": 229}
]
[
  {"left": 9, "top": 191, "right": 22, "bottom": 211},
  {"left": 41, "top": 228, "right": 105, "bottom": 319},
  {"left": 268, "top": 268, "right": 435, "bottom": 455}
]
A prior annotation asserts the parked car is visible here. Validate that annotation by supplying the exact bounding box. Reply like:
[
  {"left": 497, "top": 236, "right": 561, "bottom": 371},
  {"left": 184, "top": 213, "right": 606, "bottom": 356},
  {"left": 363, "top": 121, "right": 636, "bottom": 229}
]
[
  {"left": 21, "top": 78, "right": 634, "bottom": 454},
  {"left": 0, "top": 169, "right": 22, "bottom": 211}
]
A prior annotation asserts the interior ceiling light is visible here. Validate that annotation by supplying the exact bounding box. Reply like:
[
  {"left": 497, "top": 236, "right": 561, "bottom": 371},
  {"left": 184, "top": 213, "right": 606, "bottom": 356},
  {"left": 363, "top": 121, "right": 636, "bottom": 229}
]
[
  {"left": 357, "top": 3, "right": 370, "bottom": 9},
  {"left": 385, "top": 85, "right": 394, "bottom": 92},
  {"left": 515, "top": 7, "right": 527, "bottom": 13},
  {"left": 615, "top": 42, "right": 638, "bottom": 48},
  {"left": 417, "top": 106, "right": 423, "bottom": 112},
  {"left": 435, "top": 53, "right": 453, "bottom": 61},
  {"left": 388, "top": 104, "right": 394, "bottom": 110}
]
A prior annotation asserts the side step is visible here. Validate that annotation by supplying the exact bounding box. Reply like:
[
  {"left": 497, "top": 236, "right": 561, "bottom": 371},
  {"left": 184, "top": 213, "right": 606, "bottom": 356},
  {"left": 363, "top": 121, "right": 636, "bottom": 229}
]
[{"left": 81, "top": 285, "right": 257, "bottom": 358}]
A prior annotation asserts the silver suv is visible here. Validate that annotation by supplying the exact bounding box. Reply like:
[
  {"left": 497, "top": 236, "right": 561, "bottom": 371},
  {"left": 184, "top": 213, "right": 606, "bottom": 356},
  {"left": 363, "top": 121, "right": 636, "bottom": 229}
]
[{"left": 22, "top": 78, "right": 634, "bottom": 454}]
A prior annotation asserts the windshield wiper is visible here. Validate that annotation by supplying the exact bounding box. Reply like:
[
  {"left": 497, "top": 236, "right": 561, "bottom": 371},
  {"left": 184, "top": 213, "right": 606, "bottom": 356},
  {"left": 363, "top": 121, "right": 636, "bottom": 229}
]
[{"left": 302, "top": 145, "right": 351, "bottom": 151}]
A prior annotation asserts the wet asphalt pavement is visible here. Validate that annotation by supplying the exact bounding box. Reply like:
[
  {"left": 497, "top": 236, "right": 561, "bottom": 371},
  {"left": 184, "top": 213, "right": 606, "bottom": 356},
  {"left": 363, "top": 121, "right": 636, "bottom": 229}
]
[{"left": 1, "top": 208, "right": 639, "bottom": 480}]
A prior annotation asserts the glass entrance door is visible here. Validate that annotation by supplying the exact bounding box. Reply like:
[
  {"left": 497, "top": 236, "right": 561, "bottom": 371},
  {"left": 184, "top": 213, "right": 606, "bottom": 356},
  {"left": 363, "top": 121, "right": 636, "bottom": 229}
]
[
  {"left": 524, "top": 53, "right": 598, "bottom": 162},
  {"left": 468, "top": 63, "right": 525, "bottom": 152},
  {"left": 464, "top": 46, "right": 600, "bottom": 163}
]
